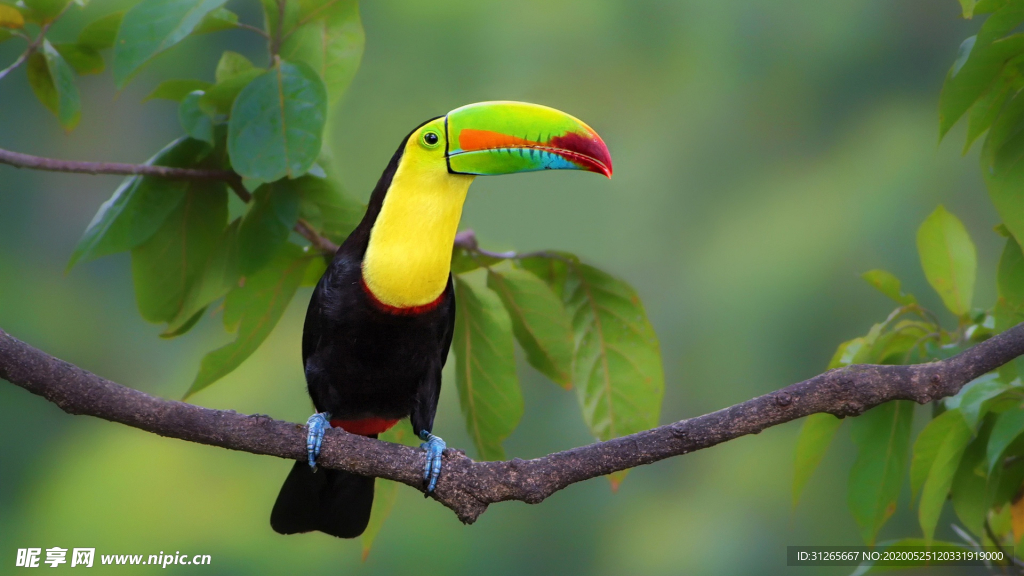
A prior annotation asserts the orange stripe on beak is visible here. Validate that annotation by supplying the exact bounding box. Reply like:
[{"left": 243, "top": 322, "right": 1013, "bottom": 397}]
[{"left": 458, "top": 129, "right": 540, "bottom": 151}]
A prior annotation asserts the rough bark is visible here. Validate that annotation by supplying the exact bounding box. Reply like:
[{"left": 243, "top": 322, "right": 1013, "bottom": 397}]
[{"left": 4, "top": 323, "right": 1024, "bottom": 524}]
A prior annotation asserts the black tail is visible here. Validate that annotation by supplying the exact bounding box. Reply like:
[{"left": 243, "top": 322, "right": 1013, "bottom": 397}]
[{"left": 270, "top": 461, "right": 375, "bottom": 538}]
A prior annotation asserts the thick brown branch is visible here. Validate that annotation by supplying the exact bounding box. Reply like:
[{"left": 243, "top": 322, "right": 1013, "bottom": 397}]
[{"left": 4, "top": 323, "right": 1024, "bottom": 524}]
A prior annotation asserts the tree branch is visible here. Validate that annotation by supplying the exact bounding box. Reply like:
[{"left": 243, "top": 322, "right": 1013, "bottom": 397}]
[
  {"left": 0, "top": 147, "right": 237, "bottom": 181},
  {"left": 0, "top": 147, "right": 339, "bottom": 254},
  {"left": 0, "top": 2, "right": 69, "bottom": 81},
  {"left": 4, "top": 321, "right": 1024, "bottom": 524}
]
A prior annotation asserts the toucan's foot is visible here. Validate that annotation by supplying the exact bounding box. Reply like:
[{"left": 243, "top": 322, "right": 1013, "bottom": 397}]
[
  {"left": 306, "top": 412, "right": 331, "bottom": 471},
  {"left": 419, "top": 430, "right": 446, "bottom": 493}
]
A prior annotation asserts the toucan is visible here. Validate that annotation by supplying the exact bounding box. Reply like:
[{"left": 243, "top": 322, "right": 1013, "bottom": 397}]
[{"left": 270, "top": 101, "right": 613, "bottom": 538}]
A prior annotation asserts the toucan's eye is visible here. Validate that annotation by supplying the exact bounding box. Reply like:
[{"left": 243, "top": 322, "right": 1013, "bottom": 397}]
[{"left": 422, "top": 131, "right": 440, "bottom": 147}]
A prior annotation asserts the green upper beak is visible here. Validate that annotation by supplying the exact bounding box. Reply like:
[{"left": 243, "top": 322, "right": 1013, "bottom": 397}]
[{"left": 444, "top": 101, "right": 613, "bottom": 178}]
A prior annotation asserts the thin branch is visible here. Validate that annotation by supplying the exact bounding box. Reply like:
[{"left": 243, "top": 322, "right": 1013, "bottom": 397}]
[
  {"left": 0, "top": 49, "right": 30, "bottom": 81},
  {"left": 224, "top": 177, "right": 252, "bottom": 203},
  {"left": 4, "top": 321, "right": 1024, "bottom": 524},
  {"left": 235, "top": 22, "right": 270, "bottom": 40},
  {"left": 454, "top": 229, "right": 572, "bottom": 262},
  {"left": 0, "top": 147, "right": 237, "bottom": 180},
  {"left": 0, "top": 147, "right": 341, "bottom": 255},
  {"left": 0, "top": 1, "right": 71, "bottom": 80},
  {"left": 295, "top": 218, "right": 339, "bottom": 253},
  {"left": 984, "top": 519, "right": 1017, "bottom": 574},
  {"left": 270, "top": 0, "right": 286, "bottom": 57}
]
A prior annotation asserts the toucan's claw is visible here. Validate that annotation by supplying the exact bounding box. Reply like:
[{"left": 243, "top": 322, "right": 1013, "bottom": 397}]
[
  {"left": 419, "top": 430, "right": 446, "bottom": 493},
  {"left": 306, "top": 412, "right": 332, "bottom": 471}
]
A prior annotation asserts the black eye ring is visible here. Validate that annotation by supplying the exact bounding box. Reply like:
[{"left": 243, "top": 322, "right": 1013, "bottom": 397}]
[{"left": 422, "top": 131, "right": 440, "bottom": 147}]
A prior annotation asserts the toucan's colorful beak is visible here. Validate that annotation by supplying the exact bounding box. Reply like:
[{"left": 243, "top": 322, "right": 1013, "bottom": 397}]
[{"left": 444, "top": 101, "right": 612, "bottom": 178}]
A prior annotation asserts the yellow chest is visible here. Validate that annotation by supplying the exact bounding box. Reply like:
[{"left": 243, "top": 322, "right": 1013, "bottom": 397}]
[{"left": 362, "top": 158, "right": 474, "bottom": 308}]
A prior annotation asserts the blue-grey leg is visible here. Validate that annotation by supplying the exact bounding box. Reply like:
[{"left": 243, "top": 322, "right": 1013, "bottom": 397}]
[
  {"left": 306, "top": 412, "right": 332, "bottom": 471},
  {"left": 419, "top": 430, "right": 446, "bottom": 493}
]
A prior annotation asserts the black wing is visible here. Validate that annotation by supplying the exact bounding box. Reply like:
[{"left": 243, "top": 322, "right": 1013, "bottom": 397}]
[{"left": 410, "top": 277, "right": 456, "bottom": 436}]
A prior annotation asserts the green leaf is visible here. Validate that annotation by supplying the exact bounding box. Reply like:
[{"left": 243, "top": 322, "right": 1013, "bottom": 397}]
[
  {"left": 868, "top": 321, "right": 933, "bottom": 365},
  {"left": 939, "top": 2, "right": 1024, "bottom": 138},
  {"left": 198, "top": 68, "right": 261, "bottom": 115},
  {"left": 964, "top": 67, "right": 1016, "bottom": 153},
  {"left": 979, "top": 82, "right": 1024, "bottom": 249},
  {"left": 916, "top": 205, "right": 977, "bottom": 316},
  {"left": 0, "top": 4, "right": 24, "bottom": 28},
  {"left": 158, "top": 305, "right": 204, "bottom": 336},
  {"left": 277, "top": 0, "right": 365, "bottom": 103},
  {"left": 214, "top": 50, "right": 253, "bottom": 83},
  {"left": 975, "top": 0, "right": 1010, "bottom": 16},
  {"left": 518, "top": 254, "right": 571, "bottom": 300},
  {"left": 53, "top": 43, "right": 104, "bottom": 75},
  {"left": 951, "top": 432, "right": 993, "bottom": 536},
  {"left": 237, "top": 179, "right": 302, "bottom": 275},
  {"left": 162, "top": 218, "right": 241, "bottom": 336},
  {"left": 144, "top": 78, "right": 212, "bottom": 102},
  {"left": 988, "top": 406, "right": 1024, "bottom": 473},
  {"left": 554, "top": 259, "right": 663, "bottom": 486},
  {"left": 227, "top": 59, "right": 327, "bottom": 181},
  {"left": 945, "top": 373, "right": 1013, "bottom": 429},
  {"left": 22, "top": 0, "right": 69, "bottom": 21},
  {"left": 187, "top": 243, "right": 307, "bottom": 397},
  {"left": 828, "top": 337, "right": 868, "bottom": 369},
  {"left": 295, "top": 176, "right": 364, "bottom": 244},
  {"left": 192, "top": 6, "right": 236, "bottom": 34},
  {"left": 861, "top": 269, "right": 917, "bottom": 306},
  {"left": 981, "top": 80, "right": 1024, "bottom": 168},
  {"left": 0, "top": 29, "right": 13, "bottom": 44},
  {"left": 996, "top": 236, "right": 1024, "bottom": 333},
  {"left": 917, "top": 410, "right": 972, "bottom": 543},
  {"left": 68, "top": 138, "right": 212, "bottom": 269},
  {"left": 999, "top": 236, "right": 1024, "bottom": 306},
  {"left": 452, "top": 273, "right": 524, "bottom": 461},
  {"left": 259, "top": 0, "right": 298, "bottom": 34},
  {"left": 911, "top": 409, "right": 969, "bottom": 501},
  {"left": 487, "top": 265, "right": 574, "bottom": 389},
  {"left": 962, "top": 0, "right": 978, "bottom": 19},
  {"left": 985, "top": 165, "right": 1024, "bottom": 252},
  {"left": 994, "top": 453, "right": 1024, "bottom": 509},
  {"left": 792, "top": 413, "right": 843, "bottom": 507},
  {"left": 451, "top": 246, "right": 504, "bottom": 275},
  {"left": 113, "top": 0, "right": 228, "bottom": 88},
  {"left": 131, "top": 181, "right": 227, "bottom": 323},
  {"left": 178, "top": 91, "right": 214, "bottom": 144},
  {"left": 27, "top": 39, "right": 81, "bottom": 130},
  {"left": 565, "top": 263, "right": 664, "bottom": 448},
  {"left": 78, "top": 11, "right": 122, "bottom": 50},
  {"left": 848, "top": 400, "right": 914, "bottom": 545},
  {"left": 160, "top": 306, "right": 205, "bottom": 338}
]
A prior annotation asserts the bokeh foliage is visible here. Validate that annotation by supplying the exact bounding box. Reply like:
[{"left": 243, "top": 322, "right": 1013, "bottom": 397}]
[{"left": 793, "top": 0, "right": 1024, "bottom": 566}]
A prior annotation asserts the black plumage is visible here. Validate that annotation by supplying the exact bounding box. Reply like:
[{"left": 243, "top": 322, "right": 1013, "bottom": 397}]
[{"left": 271, "top": 124, "right": 455, "bottom": 539}]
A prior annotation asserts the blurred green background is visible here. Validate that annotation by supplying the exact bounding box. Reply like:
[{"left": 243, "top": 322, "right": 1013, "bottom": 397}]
[{"left": 0, "top": 0, "right": 1002, "bottom": 573}]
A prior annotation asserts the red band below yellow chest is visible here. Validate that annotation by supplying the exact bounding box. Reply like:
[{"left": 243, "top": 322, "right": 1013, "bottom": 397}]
[
  {"left": 360, "top": 277, "right": 445, "bottom": 316},
  {"left": 330, "top": 417, "right": 400, "bottom": 436}
]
